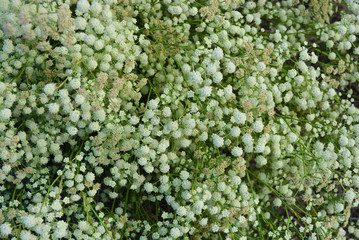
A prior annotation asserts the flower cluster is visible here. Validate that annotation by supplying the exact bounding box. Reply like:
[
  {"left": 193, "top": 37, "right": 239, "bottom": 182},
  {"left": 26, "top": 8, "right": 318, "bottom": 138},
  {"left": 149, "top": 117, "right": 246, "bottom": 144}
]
[{"left": 1, "top": 0, "right": 359, "bottom": 239}]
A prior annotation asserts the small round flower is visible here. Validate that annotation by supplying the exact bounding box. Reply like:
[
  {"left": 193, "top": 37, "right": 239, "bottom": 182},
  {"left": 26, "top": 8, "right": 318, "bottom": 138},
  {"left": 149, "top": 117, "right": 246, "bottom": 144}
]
[
  {"left": 77, "top": 0, "right": 90, "bottom": 13},
  {"left": 197, "top": 86, "right": 212, "bottom": 98},
  {"left": 94, "top": 40, "right": 105, "bottom": 50},
  {"left": 0, "top": 108, "right": 11, "bottom": 120},
  {"left": 256, "top": 62, "right": 266, "bottom": 72},
  {"left": 138, "top": 157, "right": 147, "bottom": 166},
  {"left": 339, "top": 135, "right": 349, "bottom": 146},
  {"left": 85, "top": 172, "right": 95, "bottom": 182},
  {"left": 168, "top": 5, "right": 183, "bottom": 15},
  {"left": 199, "top": 218, "right": 208, "bottom": 226},
  {"left": 67, "top": 126, "right": 78, "bottom": 136},
  {"left": 170, "top": 227, "right": 181, "bottom": 238},
  {"left": 90, "top": 1, "right": 102, "bottom": 15},
  {"left": 48, "top": 103, "right": 60, "bottom": 114},
  {"left": 180, "top": 170, "right": 190, "bottom": 180},
  {"left": 328, "top": 52, "right": 336, "bottom": 60},
  {"left": 345, "top": 189, "right": 355, "bottom": 203},
  {"left": 89, "top": 122, "right": 100, "bottom": 131},
  {"left": 252, "top": 120, "right": 264, "bottom": 133},
  {"left": 212, "top": 224, "right": 219, "bottom": 232},
  {"left": 69, "top": 78, "right": 81, "bottom": 89},
  {"left": 212, "top": 134, "right": 224, "bottom": 148},
  {"left": 69, "top": 110, "right": 81, "bottom": 122},
  {"left": 0, "top": 223, "right": 12, "bottom": 236},
  {"left": 75, "top": 17, "right": 87, "bottom": 30},
  {"left": 288, "top": 69, "right": 297, "bottom": 78},
  {"left": 78, "top": 221, "right": 90, "bottom": 232},
  {"left": 188, "top": 71, "right": 203, "bottom": 85},
  {"left": 212, "top": 47, "right": 224, "bottom": 60},
  {"left": 246, "top": 76, "right": 256, "bottom": 86},
  {"left": 129, "top": 116, "right": 140, "bottom": 125},
  {"left": 213, "top": 71, "right": 223, "bottom": 83},
  {"left": 231, "top": 146, "right": 243, "bottom": 157},
  {"left": 231, "top": 175, "right": 241, "bottom": 185},
  {"left": 225, "top": 62, "right": 236, "bottom": 73},
  {"left": 144, "top": 182, "right": 153, "bottom": 193},
  {"left": 75, "top": 95, "right": 86, "bottom": 105},
  {"left": 206, "top": 62, "right": 217, "bottom": 75},
  {"left": 233, "top": 110, "right": 246, "bottom": 125},
  {"left": 176, "top": 206, "right": 187, "bottom": 216},
  {"left": 148, "top": 98, "right": 160, "bottom": 110},
  {"left": 44, "top": 83, "right": 56, "bottom": 95},
  {"left": 230, "top": 126, "right": 241, "bottom": 137}
]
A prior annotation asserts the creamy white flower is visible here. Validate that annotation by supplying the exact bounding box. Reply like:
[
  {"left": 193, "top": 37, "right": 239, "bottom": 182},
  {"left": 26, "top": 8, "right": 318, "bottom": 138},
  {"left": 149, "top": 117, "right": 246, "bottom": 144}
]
[
  {"left": 226, "top": 62, "right": 236, "bottom": 73},
  {"left": 212, "top": 134, "right": 224, "bottom": 147},
  {"left": 77, "top": 0, "right": 90, "bottom": 13},
  {"left": 0, "top": 223, "right": 12, "bottom": 236},
  {"left": 212, "top": 47, "right": 224, "bottom": 60},
  {"left": 0, "top": 108, "right": 11, "bottom": 120},
  {"left": 44, "top": 84, "right": 56, "bottom": 95}
]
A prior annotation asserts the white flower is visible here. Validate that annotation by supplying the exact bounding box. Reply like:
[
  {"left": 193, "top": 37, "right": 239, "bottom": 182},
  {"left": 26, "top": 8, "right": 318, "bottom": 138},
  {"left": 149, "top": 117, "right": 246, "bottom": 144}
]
[
  {"left": 148, "top": 98, "right": 160, "bottom": 110},
  {"left": 48, "top": 103, "right": 60, "bottom": 114},
  {"left": 180, "top": 170, "right": 190, "bottom": 180},
  {"left": 78, "top": 221, "right": 90, "bottom": 232},
  {"left": 89, "top": 122, "right": 100, "bottom": 131},
  {"left": 54, "top": 221, "right": 68, "bottom": 238},
  {"left": 252, "top": 120, "right": 264, "bottom": 133},
  {"left": 0, "top": 108, "right": 11, "bottom": 120},
  {"left": 230, "top": 126, "right": 241, "bottom": 137},
  {"left": 212, "top": 47, "right": 224, "bottom": 60},
  {"left": 256, "top": 62, "right": 266, "bottom": 72},
  {"left": 212, "top": 134, "right": 224, "bottom": 148},
  {"left": 20, "top": 230, "right": 37, "bottom": 240},
  {"left": 197, "top": 86, "right": 212, "bottom": 98},
  {"left": 69, "top": 78, "right": 81, "bottom": 89},
  {"left": 212, "top": 224, "right": 219, "bottom": 232},
  {"left": 67, "top": 126, "right": 78, "bottom": 136},
  {"left": 90, "top": 1, "right": 102, "bottom": 15},
  {"left": 52, "top": 199, "right": 62, "bottom": 211},
  {"left": 206, "top": 62, "right": 217, "bottom": 75},
  {"left": 44, "top": 84, "right": 56, "bottom": 95},
  {"left": 242, "top": 133, "right": 253, "bottom": 145},
  {"left": 168, "top": 5, "right": 183, "bottom": 15},
  {"left": 345, "top": 189, "right": 355, "bottom": 203},
  {"left": 199, "top": 218, "right": 208, "bottom": 226},
  {"left": 226, "top": 62, "right": 236, "bottom": 73},
  {"left": 21, "top": 215, "right": 38, "bottom": 228},
  {"left": 212, "top": 71, "right": 223, "bottom": 83},
  {"left": 217, "top": 182, "right": 226, "bottom": 191},
  {"left": 94, "top": 39, "right": 105, "bottom": 50},
  {"left": 231, "top": 146, "right": 243, "bottom": 157},
  {"left": 3, "top": 39, "right": 14, "bottom": 54},
  {"left": 94, "top": 109, "right": 106, "bottom": 122},
  {"left": 77, "top": 0, "right": 90, "bottom": 13},
  {"left": 75, "top": 95, "right": 86, "bottom": 105},
  {"left": 144, "top": 182, "right": 153, "bottom": 193},
  {"left": 233, "top": 110, "right": 246, "bottom": 124},
  {"left": 170, "top": 227, "right": 181, "bottom": 238},
  {"left": 288, "top": 69, "right": 297, "bottom": 78},
  {"left": 75, "top": 17, "right": 87, "bottom": 30},
  {"left": 176, "top": 206, "right": 187, "bottom": 216},
  {"left": 69, "top": 110, "right": 81, "bottom": 122},
  {"left": 247, "top": 76, "right": 256, "bottom": 86},
  {"left": 339, "top": 136, "right": 349, "bottom": 146},
  {"left": 188, "top": 71, "right": 203, "bottom": 85},
  {"left": 193, "top": 200, "right": 204, "bottom": 214},
  {"left": 231, "top": 175, "right": 241, "bottom": 185},
  {"left": 0, "top": 223, "right": 12, "bottom": 236}
]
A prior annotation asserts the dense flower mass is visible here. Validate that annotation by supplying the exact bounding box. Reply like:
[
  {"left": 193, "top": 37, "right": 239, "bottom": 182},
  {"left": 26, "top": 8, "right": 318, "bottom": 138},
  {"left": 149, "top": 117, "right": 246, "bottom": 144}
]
[{"left": 1, "top": 0, "right": 359, "bottom": 239}]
